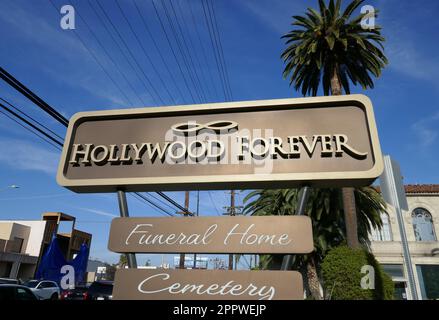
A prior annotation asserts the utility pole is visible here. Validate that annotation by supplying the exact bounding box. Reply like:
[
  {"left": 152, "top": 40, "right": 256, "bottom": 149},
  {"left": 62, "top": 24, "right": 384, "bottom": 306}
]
[
  {"left": 193, "top": 190, "right": 200, "bottom": 269},
  {"left": 179, "top": 191, "right": 190, "bottom": 269},
  {"left": 228, "top": 190, "right": 235, "bottom": 270},
  {"left": 224, "top": 190, "right": 242, "bottom": 270}
]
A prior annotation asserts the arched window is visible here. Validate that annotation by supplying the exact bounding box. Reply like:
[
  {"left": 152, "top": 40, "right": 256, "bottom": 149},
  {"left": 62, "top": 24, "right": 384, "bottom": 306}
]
[
  {"left": 412, "top": 208, "right": 436, "bottom": 241},
  {"left": 371, "top": 212, "right": 392, "bottom": 241}
]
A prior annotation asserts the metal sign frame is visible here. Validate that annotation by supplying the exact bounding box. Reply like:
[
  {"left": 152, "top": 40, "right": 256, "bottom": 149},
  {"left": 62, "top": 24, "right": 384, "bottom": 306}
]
[{"left": 57, "top": 94, "right": 383, "bottom": 193}]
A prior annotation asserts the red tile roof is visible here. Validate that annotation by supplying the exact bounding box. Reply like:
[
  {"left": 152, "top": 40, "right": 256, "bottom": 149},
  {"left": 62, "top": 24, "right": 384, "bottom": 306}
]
[
  {"left": 404, "top": 184, "right": 439, "bottom": 194},
  {"left": 374, "top": 184, "right": 439, "bottom": 194}
]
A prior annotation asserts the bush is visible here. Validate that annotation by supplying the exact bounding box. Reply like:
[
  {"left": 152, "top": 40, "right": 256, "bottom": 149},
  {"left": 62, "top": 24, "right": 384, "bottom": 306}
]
[{"left": 321, "top": 246, "right": 394, "bottom": 300}]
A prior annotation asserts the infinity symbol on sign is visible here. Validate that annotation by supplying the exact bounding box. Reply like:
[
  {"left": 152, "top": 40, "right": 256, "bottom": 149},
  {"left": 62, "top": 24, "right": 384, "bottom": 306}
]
[{"left": 171, "top": 120, "right": 238, "bottom": 135}]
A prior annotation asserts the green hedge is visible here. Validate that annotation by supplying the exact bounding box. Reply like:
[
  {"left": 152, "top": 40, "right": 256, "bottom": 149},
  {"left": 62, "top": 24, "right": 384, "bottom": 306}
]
[{"left": 321, "top": 246, "right": 394, "bottom": 300}]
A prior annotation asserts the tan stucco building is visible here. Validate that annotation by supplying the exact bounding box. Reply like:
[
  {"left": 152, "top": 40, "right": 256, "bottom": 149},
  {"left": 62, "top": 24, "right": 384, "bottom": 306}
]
[
  {"left": 0, "top": 212, "right": 92, "bottom": 281},
  {"left": 371, "top": 185, "right": 439, "bottom": 300}
]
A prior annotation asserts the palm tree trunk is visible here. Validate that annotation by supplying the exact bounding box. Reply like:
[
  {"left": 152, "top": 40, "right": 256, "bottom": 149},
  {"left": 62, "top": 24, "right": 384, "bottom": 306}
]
[
  {"left": 330, "top": 65, "right": 360, "bottom": 249},
  {"left": 306, "top": 256, "right": 322, "bottom": 300}
]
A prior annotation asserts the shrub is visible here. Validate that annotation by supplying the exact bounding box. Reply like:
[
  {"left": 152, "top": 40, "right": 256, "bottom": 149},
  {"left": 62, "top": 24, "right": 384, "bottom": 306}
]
[{"left": 321, "top": 246, "right": 394, "bottom": 300}]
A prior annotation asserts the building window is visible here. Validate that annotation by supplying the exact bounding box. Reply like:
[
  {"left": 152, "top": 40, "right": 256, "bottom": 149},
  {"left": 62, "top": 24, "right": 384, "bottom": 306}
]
[
  {"left": 412, "top": 208, "right": 436, "bottom": 241},
  {"left": 371, "top": 212, "right": 392, "bottom": 241},
  {"left": 416, "top": 265, "right": 439, "bottom": 300}
]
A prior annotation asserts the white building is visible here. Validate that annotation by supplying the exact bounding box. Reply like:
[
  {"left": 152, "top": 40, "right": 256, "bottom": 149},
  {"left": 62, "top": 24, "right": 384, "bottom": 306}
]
[{"left": 371, "top": 184, "right": 439, "bottom": 300}]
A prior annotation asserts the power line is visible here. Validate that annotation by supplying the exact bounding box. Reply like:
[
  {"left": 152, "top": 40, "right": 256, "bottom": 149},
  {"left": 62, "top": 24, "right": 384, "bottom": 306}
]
[
  {"left": 150, "top": 0, "right": 198, "bottom": 103},
  {"left": 208, "top": 191, "right": 222, "bottom": 216},
  {"left": 205, "top": 0, "right": 232, "bottom": 100},
  {"left": 0, "top": 97, "right": 63, "bottom": 140},
  {"left": 0, "top": 100, "right": 64, "bottom": 147},
  {"left": 167, "top": 0, "right": 210, "bottom": 102},
  {"left": 0, "top": 109, "right": 62, "bottom": 151},
  {"left": 158, "top": 0, "right": 204, "bottom": 103},
  {"left": 200, "top": 0, "right": 229, "bottom": 101},
  {"left": 147, "top": 192, "right": 178, "bottom": 213},
  {"left": 132, "top": 0, "right": 187, "bottom": 104},
  {"left": 156, "top": 191, "right": 193, "bottom": 215},
  {"left": 175, "top": 0, "right": 216, "bottom": 101},
  {"left": 0, "top": 67, "right": 192, "bottom": 219},
  {"left": 48, "top": 0, "right": 134, "bottom": 107},
  {"left": 130, "top": 192, "right": 175, "bottom": 217},
  {"left": 95, "top": 0, "right": 164, "bottom": 105},
  {"left": 208, "top": 0, "right": 233, "bottom": 100},
  {"left": 0, "top": 67, "right": 68, "bottom": 126},
  {"left": 86, "top": 0, "right": 156, "bottom": 106},
  {"left": 187, "top": 0, "right": 220, "bottom": 100},
  {"left": 114, "top": 0, "right": 177, "bottom": 105},
  {"left": 72, "top": 0, "right": 146, "bottom": 106}
]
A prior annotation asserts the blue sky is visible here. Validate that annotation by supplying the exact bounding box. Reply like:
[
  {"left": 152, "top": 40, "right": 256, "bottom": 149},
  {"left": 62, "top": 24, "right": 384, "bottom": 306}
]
[{"left": 0, "top": 0, "right": 438, "bottom": 266}]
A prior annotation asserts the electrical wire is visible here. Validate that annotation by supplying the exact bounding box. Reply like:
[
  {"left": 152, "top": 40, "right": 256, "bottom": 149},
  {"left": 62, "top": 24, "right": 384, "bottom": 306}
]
[
  {"left": 200, "top": 0, "right": 229, "bottom": 101},
  {"left": 166, "top": 0, "right": 209, "bottom": 102},
  {"left": 156, "top": 0, "right": 203, "bottom": 103},
  {"left": 132, "top": 0, "right": 187, "bottom": 104},
  {"left": 130, "top": 192, "right": 175, "bottom": 217},
  {"left": 0, "top": 67, "right": 68, "bottom": 126},
  {"left": 0, "top": 109, "right": 62, "bottom": 151},
  {"left": 86, "top": 0, "right": 155, "bottom": 106},
  {"left": 187, "top": 0, "right": 220, "bottom": 100},
  {"left": 208, "top": 0, "right": 233, "bottom": 100},
  {"left": 115, "top": 0, "right": 177, "bottom": 104},
  {"left": 48, "top": 0, "right": 135, "bottom": 106},
  {"left": 208, "top": 191, "right": 222, "bottom": 216},
  {"left": 0, "top": 100, "right": 63, "bottom": 147},
  {"left": 95, "top": 0, "right": 164, "bottom": 105},
  {"left": 150, "top": 0, "right": 198, "bottom": 103},
  {"left": 0, "top": 97, "right": 64, "bottom": 140},
  {"left": 72, "top": 0, "right": 146, "bottom": 106}
]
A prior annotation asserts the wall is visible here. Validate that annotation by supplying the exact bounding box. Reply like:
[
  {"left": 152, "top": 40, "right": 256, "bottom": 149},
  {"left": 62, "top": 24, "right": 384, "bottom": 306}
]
[{"left": 371, "top": 193, "right": 439, "bottom": 300}]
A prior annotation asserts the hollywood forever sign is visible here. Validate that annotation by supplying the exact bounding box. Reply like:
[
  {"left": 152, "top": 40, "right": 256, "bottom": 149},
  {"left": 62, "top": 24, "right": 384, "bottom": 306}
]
[
  {"left": 56, "top": 95, "right": 383, "bottom": 300},
  {"left": 57, "top": 95, "right": 383, "bottom": 192}
]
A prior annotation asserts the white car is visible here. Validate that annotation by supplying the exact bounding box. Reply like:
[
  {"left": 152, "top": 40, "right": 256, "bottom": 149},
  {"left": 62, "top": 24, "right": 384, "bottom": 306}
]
[{"left": 23, "top": 280, "right": 60, "bottom": 300}]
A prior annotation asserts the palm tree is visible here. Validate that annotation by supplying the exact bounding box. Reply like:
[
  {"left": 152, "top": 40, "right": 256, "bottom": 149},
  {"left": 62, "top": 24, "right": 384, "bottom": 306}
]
[
  {"left": 243, "top": 187, "right": 386, "bottom": 299},
  {"left": 118, "top": 254, "right": 128, "bottom": 269},
  {"left": 281, "top": 0, "right": 388, "bottom": 248}
]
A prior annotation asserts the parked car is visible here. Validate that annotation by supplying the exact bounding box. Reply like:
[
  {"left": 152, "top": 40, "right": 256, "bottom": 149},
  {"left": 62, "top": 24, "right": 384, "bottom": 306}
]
[
  {"left": 0, "top": 278, "right": 20, "bottom": 285},
  {"left": 0, "top": 284, "right": 38, "bottom": 301},
  {"left": 60, "top": 285, "right": 89, "bottom": 300},
  {"left": 84, "top": 281, "right": 113, "bottom": 300},
  {"left": 23, "top": 280, "right": 60, "bottom": 300}
]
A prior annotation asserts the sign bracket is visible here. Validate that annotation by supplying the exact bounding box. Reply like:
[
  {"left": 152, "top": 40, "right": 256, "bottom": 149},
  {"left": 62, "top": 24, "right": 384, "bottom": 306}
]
[
  {"left": 117, "top": 190, "right": 138, "bottom": 268},
  {"left": 281, "top": 186, "right": 311, "bottom": 270}
]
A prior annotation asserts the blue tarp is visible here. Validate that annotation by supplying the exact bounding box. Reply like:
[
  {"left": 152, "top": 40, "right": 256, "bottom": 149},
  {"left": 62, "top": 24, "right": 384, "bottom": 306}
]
[{"left": 35, "top": 234, "right": 89, "bottom": 285}]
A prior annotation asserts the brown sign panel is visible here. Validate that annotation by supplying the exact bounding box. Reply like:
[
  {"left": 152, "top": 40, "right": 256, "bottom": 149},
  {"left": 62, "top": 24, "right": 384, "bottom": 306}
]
[
  {"left": 113, "top": 269, "right": 303, "bottom": 300},
  {"left": 57, "top": 95, "right": 383, "bottom": 193},
  {"left": 108, "top": 216, "right": 313, "bottom": 254}
]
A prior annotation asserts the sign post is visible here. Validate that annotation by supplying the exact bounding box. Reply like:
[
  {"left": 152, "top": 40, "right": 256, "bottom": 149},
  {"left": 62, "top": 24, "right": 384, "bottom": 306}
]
[
  {"left": 380, "top": 155, "right": 417, "bottom": 300},
  {"left": 281, "top": 186, "right": 311, "bottom": 270},
  {"left": 117, "top": 190, "right": 137, "bottom": 268}
]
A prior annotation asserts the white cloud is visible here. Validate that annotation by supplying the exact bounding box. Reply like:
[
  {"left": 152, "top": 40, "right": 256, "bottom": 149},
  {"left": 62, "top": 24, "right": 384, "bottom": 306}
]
[
  {"left": 0, "top": 138, "right": 59, "bottom": 175},
  {"left": 76, "top": 207, "right": 117, "bottom": 218},
  {"left": 240, "top": 0, "right": 304, "bottom": 35},
  {"left": 411, "top": 112, "right": 439, "bottom": 147}
]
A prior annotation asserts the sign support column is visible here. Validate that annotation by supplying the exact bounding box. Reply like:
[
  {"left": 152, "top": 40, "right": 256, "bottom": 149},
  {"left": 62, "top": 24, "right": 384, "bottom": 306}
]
[
  {"left": 281, "top": 186, "right": 311, "bottom": 270},
  {"left": 117, "top": 190, "right": 137, "bottom": 268}
]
